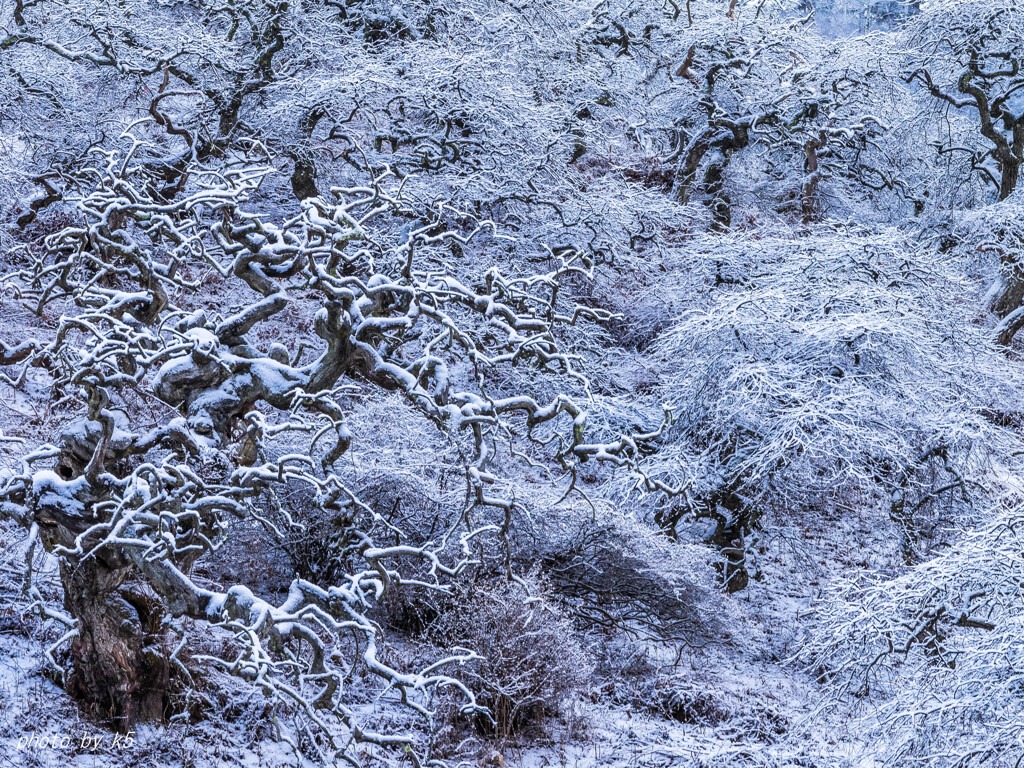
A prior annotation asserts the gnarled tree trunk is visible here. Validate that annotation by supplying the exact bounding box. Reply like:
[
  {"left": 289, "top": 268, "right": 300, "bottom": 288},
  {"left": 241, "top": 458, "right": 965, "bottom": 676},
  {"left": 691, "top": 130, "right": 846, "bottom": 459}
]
[{"left": 61, "top": 558, "right": 171, "bottom": 730}]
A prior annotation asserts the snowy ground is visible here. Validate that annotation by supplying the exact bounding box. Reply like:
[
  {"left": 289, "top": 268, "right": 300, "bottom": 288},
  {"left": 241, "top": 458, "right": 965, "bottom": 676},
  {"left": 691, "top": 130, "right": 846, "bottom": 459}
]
[{"left": 0, "top": 633, "right": 852, "bottom": 768}]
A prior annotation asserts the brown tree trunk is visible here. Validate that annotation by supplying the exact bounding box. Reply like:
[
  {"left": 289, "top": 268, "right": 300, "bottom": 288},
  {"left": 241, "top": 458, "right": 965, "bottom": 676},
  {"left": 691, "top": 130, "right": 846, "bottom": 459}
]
[
  {"left": 992, "top": 271, "right": 1024, "bottom": 319},
  {"left": 289, "top": 107, "right": 327, "bottom": 201},
  {"left": 999, "top": 159, "right": 1020, "bottom": 201},
  {"left": 290, "top": 158, "right": 320, "bottom": 200},
  {"left": 719, "top": 537, "right": 749, "bottom": 593},
  {"left": 62, "top": 558, "right": 171, "bottom": 731},
  {"left": 889, "top": 489, "right": 918, "bottom": 565},
  {"left": 704, "top": 148, "right": 732, "bottom": 230},
  {"left": 15, "top": 173, "right": 61, "bottom": 230},
  {"left": 673, "top": 130, "right": 713, "bottom": 205},
  {"left": 802, "top": 131, "right": 827, "bottom": 224}
]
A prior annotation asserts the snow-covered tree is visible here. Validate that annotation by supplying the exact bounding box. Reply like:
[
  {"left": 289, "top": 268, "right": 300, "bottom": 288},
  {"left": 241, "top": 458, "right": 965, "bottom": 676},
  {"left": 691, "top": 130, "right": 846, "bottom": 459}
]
[{"left": 0, "top": 115, "right": 658, "bottom": 759}]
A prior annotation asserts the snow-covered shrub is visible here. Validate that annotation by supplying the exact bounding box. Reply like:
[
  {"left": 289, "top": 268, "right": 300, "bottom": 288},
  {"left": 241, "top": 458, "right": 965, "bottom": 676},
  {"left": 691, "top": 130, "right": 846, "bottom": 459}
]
[
  {"left": 648, "top": 676, "right": 734, "bottom": 727},
  {"left": 627, "top": 228, "right": 1024, "bottom": 583},
  {"left": 508, "top": 499, "right": 719, "bottom": 643},
  {"left": 658, "top": 678, "right": 789, "bottom": 743},
  {"left": 426, "top": 574, "right": 592, "bottom": 741},
  {"left": 804, "top": 499, "right": 1024, "bottom": 767}
]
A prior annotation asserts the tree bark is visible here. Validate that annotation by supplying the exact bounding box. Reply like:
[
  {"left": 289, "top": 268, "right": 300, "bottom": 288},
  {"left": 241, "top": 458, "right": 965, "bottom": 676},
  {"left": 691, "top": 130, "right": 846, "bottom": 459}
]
[
  {"left": 657, "top": 485, "right": 751, "bottom": 592},
  {"left": 62, "top": 558, "right": 171, "bottom": 730},
  {"left": 289, "top": 107, "right": 326, "bottom": 201},
  {"left": 802, "top": 131, "right": 827, "bottom": 224},
  {"left": 707, "top": 490, "right": 749, "bottom": 592},
  {"left": 703, "top": 148, "right": 732, "bottom": 231},
  {"left": 999, "top": 159, "right": 1020, "bottom": 201}
]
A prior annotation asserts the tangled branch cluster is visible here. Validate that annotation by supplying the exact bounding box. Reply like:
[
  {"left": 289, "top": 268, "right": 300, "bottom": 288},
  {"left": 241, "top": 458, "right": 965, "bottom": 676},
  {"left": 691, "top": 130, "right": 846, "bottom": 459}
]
[{"left": 0, "top": 126, "right": 653, "bottom": 763}]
